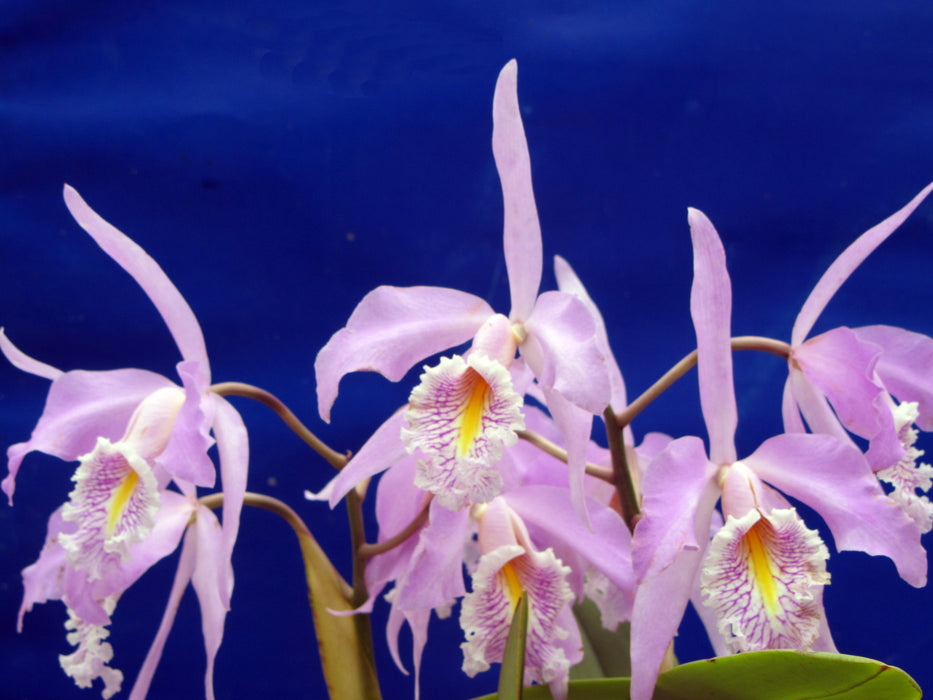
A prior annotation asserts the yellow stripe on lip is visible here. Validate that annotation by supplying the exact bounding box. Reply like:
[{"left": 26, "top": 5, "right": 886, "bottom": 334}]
[
  {"left": 457, "top": 371, "right": 492, "bottom": 457},
  {"left": 745, "top": 520, "right": 779, "bottom": 615},
  {"left": 500, "top": 560, "right": 524, "bottom": 611},
  {"left": 107, "top": 469, "right": 140, "bottom": 538}
]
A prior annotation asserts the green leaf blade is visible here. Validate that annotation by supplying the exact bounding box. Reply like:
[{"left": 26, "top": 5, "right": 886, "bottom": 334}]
[{"left": 498, "top": 591, "right": 530, "bottom": 699}]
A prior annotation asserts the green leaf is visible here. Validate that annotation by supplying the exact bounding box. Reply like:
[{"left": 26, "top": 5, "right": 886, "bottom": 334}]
[
  {"left": 296, "top": 527, "right": 382, "bottom": 699},
  {"left": 498, "top": 592, "right": 530, "bottom": 699},
  {"left": 654, "top": 651, "right": 922, "bottom": 700},
  {"left": 569, "top": 598, "right": 631, "bottom": 680},
  {"left": 471, "top": 651, "right": 921, "bottom": 700}
]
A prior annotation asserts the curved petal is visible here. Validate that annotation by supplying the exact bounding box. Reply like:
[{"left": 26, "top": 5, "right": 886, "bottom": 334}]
[
  {"left": 522, "top": 290, "right": 609, "bottom": 414},
  {"left": 781, "top": 375, "right": 807, "bottom": 434},
  {"left": 327, "top": 407, "right": 410, "bottom": 507},
  {"left": 211, "top": 395, "right": 249, "bottom": 606},
  {"left": 855, "top": 325, "right": 933, "bottom": 430},
  {"left": 190, "top": 507, "right": 227, "bottom": 700},
  {"left": 789, "top": 366, "right": 855, "bottom": 444},
  {"left": 794, "top": 329, "right": 904, "bottom": 470},
  {"left": 19, "top": 506, "right": 70, "bottom": 631},
  {"left": 492, "top": 60, "right": 542, "bottom": 322},
  {"left": 631, "top": 479, "right": 719, "bottom": 700},
  {"left": 538, "top": 387, "right": 592, "bottom": 527},
  {"left": 314, "top": 285, "right": 493, "bottom": 422},
  {"left": 553, "top": 255, "right": 628, "bottom": 416},
  {"left": 396, "top": 501, "right": 469, "bottom": 610},
  {"left": 744, "top": 432, "right": 927, "bottom": 587},
  {"left": 0, "top": 328, "right": 62, "bottom": 380},
  {"left": 688, "top": 207, "right": 737, "bottom": 465},
  {"left": 3, "top": 368, "right": 175, "bottom": 502},
  {"left": 129, "top": 525, "right": 196, "bottom": 700},
  {"left": 793, "top": 328, "right": 883, "bottom": 436},
  {"left": 632, "top": 435, "right": 719, "bottom": 582},
  {"left": 157, "top": 360, "right": 216, "bottom": 487},
  {"left": 792, "top": 180, "right": 933, "bottom": 344},
  {"left": 63, "top": 185, "right": 209, "bottom": 373}
]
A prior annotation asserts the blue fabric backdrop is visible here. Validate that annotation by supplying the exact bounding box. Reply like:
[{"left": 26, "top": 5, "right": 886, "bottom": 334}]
[{"left": 2, "top": 2, "right": 932, "bottom": 698}]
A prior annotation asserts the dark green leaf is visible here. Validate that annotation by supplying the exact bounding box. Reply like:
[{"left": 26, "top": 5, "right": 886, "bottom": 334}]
[
  {"left": 472, "top": 650, "right": 921, "bottom": 700},
  {"left": 569, "top": 598, "right": 631, "bottom": 680},
  {"left": 498, "top": 592, "right": 530, "bottom": 699}
]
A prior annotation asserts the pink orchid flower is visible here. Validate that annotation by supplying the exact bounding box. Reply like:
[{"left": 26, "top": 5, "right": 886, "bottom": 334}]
[
  {"left": 629, "top": 208, "right": 925, "bottom": 700},
  {"left": 783, "top": 181, "right": 933, "bottom": 533},
  {"left": 351, "top": 406, "right": 633, "bottom": 700},
  {"left": 3, "top": 186, "right": 249, "bottom": 699},
  {"left": 314, "top": 60, "right": 609, "bottom": 522}
]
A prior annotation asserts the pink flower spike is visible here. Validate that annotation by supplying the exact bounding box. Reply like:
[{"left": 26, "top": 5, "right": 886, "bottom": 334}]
[
  {"left": 688, "top": 208, "right": 738, "bottom": 465},
  {"left": 792, "top": 180, "right": 933, "bottom": 345},
  {"left": 493, "top": 59, "right": 542, "bottom": 322}
]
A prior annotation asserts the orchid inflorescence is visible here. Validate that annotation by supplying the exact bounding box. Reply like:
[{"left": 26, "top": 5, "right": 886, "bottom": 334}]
[{"left": 4, "top": 59, "right": 932, "bottom": 700}]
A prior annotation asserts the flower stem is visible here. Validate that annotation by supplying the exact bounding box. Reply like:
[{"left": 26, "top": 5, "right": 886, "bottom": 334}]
[
  {"left": 358, "top": 494, "right": 433, "bottom": 560},
  {"left": 615, "top": 335, "right": 791, "bottom": 428},
  {"left": 210, "top": 381, "right": 349, "bottom": 470},
  {"left": 516, "top": 429, "right": 615, "bottom": 483},
  {"left": 345, "top": 489, "right": 370, "bottom": 608},
  {"left": 199, "top": 490, "right": 355, "bottom": 599},
  {"left": 604, "top": 406, "right": 640, "bottom": 533}
]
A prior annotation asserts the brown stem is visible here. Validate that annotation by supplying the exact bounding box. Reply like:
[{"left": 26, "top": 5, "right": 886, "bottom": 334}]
[
  {"left": 615, "top": 335, "right": 791, "bottom": 428},
  {"left": 516, "top": 429, "right": 614, "bottom": 483},
  {"left": 345, "top": 489, "right": 370, "bottom": 608},
  {"left": 211, "top": 381, "right": 349, "bottom": 470},
  {"left": 604, "top": 406, "right": 640, "bottom": 532},
  {"left": 358, "top": 494, "right": 433, "bottom": 560}
]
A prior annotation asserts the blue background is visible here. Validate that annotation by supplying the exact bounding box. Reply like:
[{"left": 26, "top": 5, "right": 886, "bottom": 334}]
[{"left": 2, "top": 2, "right": 933, "bottom": 698}]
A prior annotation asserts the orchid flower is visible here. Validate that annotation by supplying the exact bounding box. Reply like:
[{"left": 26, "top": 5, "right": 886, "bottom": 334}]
[
  {"left": 3, "top": 186, "right": 249, "bottom": 699},
  {"left": 628, "top": 208, "right": 926, "bottom": 700},
  {"left": 349, "top": 406, "right": 633, "bottom": 700},
  {"left": 784, "top": 181, "right": 933, "bottom": 532},
  {"left": 314, "top": 60, "right": 609, "bottom": 521}
]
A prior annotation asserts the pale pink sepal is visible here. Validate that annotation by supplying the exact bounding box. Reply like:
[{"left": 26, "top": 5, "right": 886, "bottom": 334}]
[
  {"left": 492, "top": 59, "right": 542, "bottom": 322},
  {"left": 522, "top": 290, "right": 609, "bottom": 414},
  {"left": 128, "top": 525, "right": 197, "bottom": 700},
  {"left": 314, "top": 286, "right": 494, "bottom": 422},
  {"left": 157, "top": 360, "right": 216, "bottom": 487},
  {"left": 855, "top": 325, "right": 933, "bottom": 430},
  {"left": 688, "top": 208, "right": 737, "bottom": 465},
  {"left": 630, "top": 543, "right": 705, "bottom": 700},
  {"left": 190, "top": 507, "right": 227, "bottom": 700},
  {"left": 63, "top": 185, "right": 209, "bottom": 374},
  {"left": 397, "top": 501, "right": 469, "bottom": 610},
  {"left": 211, "top": 395, "right": 249, "bottom": 606},
  {"left": 3, "top": 367, "right": 175, "bottom": 503},
  {"left": 553, "top": 255, "right": 628, "bottom": 414},
  {"left": 792, "top": 180, "right": 933, "bottom": 345},
  {"left": 326, "top": 407, "right": 410, "bottom": 507},
  {"left": 538, "top": 387, "right": 593, "bottom": 528},
  {"left": 385, "top": 606, "right": 431, "bottom": 700},
  {"left": 630, "top": 480, "right": 719, "bottom": 700},
  {"left": 743, "top": 432, "right": 927, "bottom": 587},
  {"left": 0, "top": 328, "right": 62, "bottom": 380},
  {"left": 632, "top": 436, "right": 718, "bottom": 582}
]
